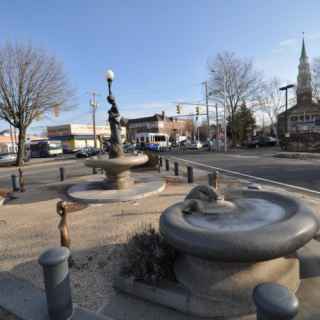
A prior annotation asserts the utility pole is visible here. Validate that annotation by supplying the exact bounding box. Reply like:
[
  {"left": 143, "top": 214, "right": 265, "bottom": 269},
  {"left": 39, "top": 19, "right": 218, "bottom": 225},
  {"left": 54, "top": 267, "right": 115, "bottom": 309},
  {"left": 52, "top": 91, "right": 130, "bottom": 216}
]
[
  {"left": 89, "top": 92, "right": 99, "bottom": 148},
  {"left": 202, "top": 81, "right": 210, "bottom": 140},
  {"left": 215, "top": 103, "right": 219, "bottom": 152},
  {"left": 223, "top": 71, "right": 227, "bottom": 153}
]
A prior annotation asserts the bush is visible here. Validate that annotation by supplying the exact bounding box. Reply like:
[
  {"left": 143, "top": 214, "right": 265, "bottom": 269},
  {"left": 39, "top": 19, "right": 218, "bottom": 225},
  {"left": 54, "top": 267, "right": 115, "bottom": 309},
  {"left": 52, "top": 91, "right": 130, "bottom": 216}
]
[{"left": 120, "top": 225, "right": 176, "bottom": 285}]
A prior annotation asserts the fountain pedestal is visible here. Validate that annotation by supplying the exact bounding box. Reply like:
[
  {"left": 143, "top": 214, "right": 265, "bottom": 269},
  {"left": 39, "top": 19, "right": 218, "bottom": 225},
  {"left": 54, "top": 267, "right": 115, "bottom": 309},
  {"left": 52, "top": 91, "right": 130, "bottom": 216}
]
[
  {"left": 85, "top": 154, "right": 148, "bottom": 190},
  {"left": 175, "top": 254, "right": 300, "bottom": 314}
]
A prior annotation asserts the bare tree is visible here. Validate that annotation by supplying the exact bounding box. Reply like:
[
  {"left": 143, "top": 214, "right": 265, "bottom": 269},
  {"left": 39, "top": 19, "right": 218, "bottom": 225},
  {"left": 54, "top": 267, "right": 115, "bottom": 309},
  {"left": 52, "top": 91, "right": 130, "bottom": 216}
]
[
  {"left": 312, "top": 57, "right": 320, "bottom": 101},
  {"left": 257, "top": 78, "right": 296, "bottom": 139},
  {"left": 208, "top": 51, "right": 262, "bottom": 146},
  {"left": 0, "top": 43, "right": 74, "bottom": 165}
]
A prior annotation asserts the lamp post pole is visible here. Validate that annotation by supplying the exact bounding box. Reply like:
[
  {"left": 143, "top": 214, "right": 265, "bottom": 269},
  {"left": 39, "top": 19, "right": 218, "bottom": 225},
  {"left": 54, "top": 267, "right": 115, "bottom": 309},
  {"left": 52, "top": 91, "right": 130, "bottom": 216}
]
[
  {"left": 203, "top": 81, "right": 210, "bottom": 140},
  {"left": 223, "top": 70, "right": 227, "bottom": 153},
  {"left": 89, "top": 92, "right": 99, "bottom": 149},
  {"left": 279, "top": 84, "right": 295, "bottom": 137}
]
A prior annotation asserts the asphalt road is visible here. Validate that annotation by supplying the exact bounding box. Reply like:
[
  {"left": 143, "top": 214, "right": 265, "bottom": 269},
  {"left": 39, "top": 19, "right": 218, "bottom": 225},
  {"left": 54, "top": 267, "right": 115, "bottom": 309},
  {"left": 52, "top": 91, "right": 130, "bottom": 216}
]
[
  {"left": 167, "top": 148, "right": 320, "bottom": 192},
  {"left": 2, "top": 149, "right": 320, "bottom": 194},
  {"left": 0, "top": 156, "right": 93, "bottom": 190}
]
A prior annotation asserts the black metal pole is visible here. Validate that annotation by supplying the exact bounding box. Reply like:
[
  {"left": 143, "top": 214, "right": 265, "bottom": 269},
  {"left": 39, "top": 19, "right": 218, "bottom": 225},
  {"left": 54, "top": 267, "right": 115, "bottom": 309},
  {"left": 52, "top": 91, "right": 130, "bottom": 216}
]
[
  {"left": 187, "top": 166, "right": 194, "bottom": 183},
  {"left": 165, "top": 159, "right": 170, "bottom": 171},
  {"left": 159, "top": 157, "right": 163, "bottom": 168},
  {"left": 174, "top": 162, "right": 179, "bottom": 176},
  {"left": 59, "top": 167, "right": 65, "bottom": 182},
  {"left": 285, "top": 88, "right": 288, "bottom": 135}
]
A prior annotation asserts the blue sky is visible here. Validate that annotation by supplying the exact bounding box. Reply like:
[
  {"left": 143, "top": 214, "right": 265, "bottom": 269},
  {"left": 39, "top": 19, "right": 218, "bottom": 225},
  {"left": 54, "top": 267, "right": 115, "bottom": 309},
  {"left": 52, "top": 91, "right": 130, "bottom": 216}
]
[{"left": 1, "top": 0, "right": 320, "bottom": 132}]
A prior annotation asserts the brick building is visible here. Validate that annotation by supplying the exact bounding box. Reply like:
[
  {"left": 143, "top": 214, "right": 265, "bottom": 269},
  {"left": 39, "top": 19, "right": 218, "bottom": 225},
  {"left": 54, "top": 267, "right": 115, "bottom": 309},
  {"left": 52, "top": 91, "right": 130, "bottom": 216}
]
[{"left": 127, "top": 112, "right": 193, "bottom": 142}]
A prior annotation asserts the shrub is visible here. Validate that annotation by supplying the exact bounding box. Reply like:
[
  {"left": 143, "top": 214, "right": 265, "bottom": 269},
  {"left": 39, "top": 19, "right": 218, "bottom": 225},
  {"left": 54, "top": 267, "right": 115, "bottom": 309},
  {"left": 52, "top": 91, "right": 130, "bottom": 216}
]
[{"left": 120, "top": 225, "right": 176, "bottom": 285}]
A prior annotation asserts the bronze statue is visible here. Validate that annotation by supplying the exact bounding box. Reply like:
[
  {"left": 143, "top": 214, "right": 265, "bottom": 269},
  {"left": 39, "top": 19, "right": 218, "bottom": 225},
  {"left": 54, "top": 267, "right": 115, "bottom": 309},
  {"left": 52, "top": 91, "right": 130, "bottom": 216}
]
[{"left": 107, "top": 95, "right": 124, "bottom": 158}]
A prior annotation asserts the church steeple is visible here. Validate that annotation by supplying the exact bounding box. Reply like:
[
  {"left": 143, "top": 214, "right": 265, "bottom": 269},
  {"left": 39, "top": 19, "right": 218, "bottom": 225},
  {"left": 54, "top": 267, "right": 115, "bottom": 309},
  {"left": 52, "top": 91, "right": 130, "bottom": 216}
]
[
  {"left": 297, "top": 35, "right": 313, "bottom": 105},
  {"left": 300, "top": 37, "right": 307, "bottom": 60}
]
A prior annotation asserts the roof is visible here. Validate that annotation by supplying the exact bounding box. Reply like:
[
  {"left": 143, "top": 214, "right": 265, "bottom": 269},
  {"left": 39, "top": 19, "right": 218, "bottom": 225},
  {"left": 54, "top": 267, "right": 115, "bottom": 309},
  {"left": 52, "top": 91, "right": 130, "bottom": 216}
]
[
  {"left": 278, "top": 101, "right": 320, "bottom": 117},
  {"left": 128, "top": 114, "right": 166, "bottom": 123}
]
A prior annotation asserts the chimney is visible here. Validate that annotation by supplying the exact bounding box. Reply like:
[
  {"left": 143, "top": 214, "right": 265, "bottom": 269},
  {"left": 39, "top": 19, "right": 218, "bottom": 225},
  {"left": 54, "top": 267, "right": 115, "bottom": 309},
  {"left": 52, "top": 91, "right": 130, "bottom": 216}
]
[{"left": 161, "top": 111, "right": 165, "bottom": 119}]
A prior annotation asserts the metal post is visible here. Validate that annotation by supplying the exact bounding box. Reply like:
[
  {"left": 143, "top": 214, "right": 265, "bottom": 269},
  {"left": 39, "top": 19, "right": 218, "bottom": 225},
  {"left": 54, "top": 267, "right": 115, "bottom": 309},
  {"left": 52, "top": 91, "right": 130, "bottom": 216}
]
[
  {"left": 92, "top": 167, "right": 97, "bottom": 174},
  {"left": 223, "top": 70, "right": 228, "bottom": 153},
  {"left": 253, "top": 283, "right": 299, "bottom": 320},
  {"left": 285, "top": 88, "right": 288, "bottom": 135},
  {"left": 159, "top": 157, "right": 163, "bottom": 168},
  {"left": 208, "top": 171, "right": 219, "bottom": 189},
  {"left": 187, "top": 166, "right": 194, "bottom": 183},
  {"left": 18, "top": 168, "right": 25, "bottom": 192},
  {"left": 59, "top": 167, "right": 65, "bottom": 182},
  {"left": 174, "top": 162, "right": 179, "bottom": 176},
  {"left": 165, "top": 159, "right": 170, "bottom": 171},
  {"left": 11, "top": 174, "right": 19, "bottom": 192},
  {"left": 39, "top": 247, "right": 73, "bottom": 320},
  {"left": 215, "top": 103, "right": 219, "bottom": 152},
  {"left": 204, "top": 81, "right": 210, "bottom": 140}
]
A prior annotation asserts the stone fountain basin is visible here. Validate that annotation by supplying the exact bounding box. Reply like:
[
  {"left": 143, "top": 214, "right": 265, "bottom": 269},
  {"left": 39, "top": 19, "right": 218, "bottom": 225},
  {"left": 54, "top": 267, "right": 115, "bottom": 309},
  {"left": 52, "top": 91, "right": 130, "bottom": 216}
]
[
  {"left": 160, "top": 189, "right": 319, "bottom": 262},
  {"left": 85, "top": 154, "right": 148, "bottom": 174}
]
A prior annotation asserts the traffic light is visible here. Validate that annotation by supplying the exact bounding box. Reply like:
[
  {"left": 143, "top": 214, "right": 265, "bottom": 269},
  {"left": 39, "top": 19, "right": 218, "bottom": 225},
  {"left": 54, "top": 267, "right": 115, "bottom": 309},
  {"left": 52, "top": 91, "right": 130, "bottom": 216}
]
[
  {"left": 195, "top": 106, "right": 200, "bottom": 116},
  {"left": 176, "top": 104, "right": 181, "bottom": 114}
]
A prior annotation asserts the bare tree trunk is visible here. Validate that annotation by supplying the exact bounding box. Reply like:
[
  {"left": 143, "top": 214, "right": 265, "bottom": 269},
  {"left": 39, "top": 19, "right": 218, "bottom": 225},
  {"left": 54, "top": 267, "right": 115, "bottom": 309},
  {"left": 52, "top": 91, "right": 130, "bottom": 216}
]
[{"left": 16, "top": 128, "right": 26, "bottom": 167}]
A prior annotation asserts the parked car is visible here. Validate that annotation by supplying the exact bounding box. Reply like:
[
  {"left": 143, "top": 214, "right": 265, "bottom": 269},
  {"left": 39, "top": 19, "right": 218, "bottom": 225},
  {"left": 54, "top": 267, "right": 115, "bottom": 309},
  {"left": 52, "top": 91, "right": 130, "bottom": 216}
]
[
  {"left": 244, "top": 136, "right": 277, "bottom": 148},
  {"left": 186, "top": 141, "right": 203, "bottom": 150},
  {"left": 0, "top": 153, "right": 17, "bottom": 166},
  {"left": 75, "top": 147, "right": 102, "bottom": 158}
]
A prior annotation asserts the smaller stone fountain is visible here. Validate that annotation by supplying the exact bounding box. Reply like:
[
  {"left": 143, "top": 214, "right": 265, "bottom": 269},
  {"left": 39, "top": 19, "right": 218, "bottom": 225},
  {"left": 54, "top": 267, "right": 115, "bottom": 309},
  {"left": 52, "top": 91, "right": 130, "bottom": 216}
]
[
  {"left": 115, "top": 185, "right": 319, "bottom": 318},
  {"left": 68, "top": 70, "right": 165, "bottom": 203}
]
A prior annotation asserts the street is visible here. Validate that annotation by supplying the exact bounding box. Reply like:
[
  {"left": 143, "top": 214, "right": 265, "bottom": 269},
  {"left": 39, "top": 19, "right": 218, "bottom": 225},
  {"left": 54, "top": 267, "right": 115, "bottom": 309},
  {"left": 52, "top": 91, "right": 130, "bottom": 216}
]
[
  {"left": 1, "top": 149, "right": 320, "bottom": 194},
  {"left": 0, "top": 156, "right": 93, "bottom": 190},
  {"left": 167, "top": 148, "right": 320, "bottom": 192}
]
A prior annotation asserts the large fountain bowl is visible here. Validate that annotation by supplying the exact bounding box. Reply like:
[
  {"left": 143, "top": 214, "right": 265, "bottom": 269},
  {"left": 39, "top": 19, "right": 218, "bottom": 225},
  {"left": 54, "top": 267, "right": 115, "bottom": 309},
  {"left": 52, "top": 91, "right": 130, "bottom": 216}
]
[
  {"left": 85, "top": 154, "right": 148, "bottom": 174},
  {"left": 160, "top": 187, "right": 319, "bottom": 262},
  {"left": 85, "top": 153, "right": 148, "bottom": 189}
]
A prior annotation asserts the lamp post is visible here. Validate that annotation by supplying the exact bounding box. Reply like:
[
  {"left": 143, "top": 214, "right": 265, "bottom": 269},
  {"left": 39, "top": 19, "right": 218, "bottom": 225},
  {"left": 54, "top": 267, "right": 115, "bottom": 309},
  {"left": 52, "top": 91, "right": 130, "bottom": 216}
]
[
  {"left": 279, "top": 84, "right": 295, "bottom": 137},
  {"left": 89, "top": 92, "right": 99, "bottom": 148},
  {"left": 106, "top": 69, "right": 114, "bottom": 97}
]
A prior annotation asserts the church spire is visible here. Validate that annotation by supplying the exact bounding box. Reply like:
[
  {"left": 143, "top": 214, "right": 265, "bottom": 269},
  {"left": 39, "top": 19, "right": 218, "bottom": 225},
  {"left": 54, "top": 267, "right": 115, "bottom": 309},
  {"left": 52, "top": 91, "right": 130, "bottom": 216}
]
[
  {"left": 297, "top": 35, "right": 312, "bottom": 105},
  {"left": 300, "top": 36, "right": 307, "bottom": 61}
]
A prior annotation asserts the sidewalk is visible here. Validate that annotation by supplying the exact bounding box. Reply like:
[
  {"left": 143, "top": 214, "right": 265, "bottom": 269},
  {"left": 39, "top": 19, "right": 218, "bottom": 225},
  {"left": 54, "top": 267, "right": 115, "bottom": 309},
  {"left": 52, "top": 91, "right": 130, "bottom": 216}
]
[{"left": 1, "top": 167, "right": 320, "bottom": 319}]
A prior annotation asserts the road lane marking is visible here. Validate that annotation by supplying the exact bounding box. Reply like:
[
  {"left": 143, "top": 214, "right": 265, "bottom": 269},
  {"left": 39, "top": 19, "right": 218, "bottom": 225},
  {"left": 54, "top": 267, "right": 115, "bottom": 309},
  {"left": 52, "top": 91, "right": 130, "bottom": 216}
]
[{"left": 169, "top": 155, "right": 320, "bottom": 197}]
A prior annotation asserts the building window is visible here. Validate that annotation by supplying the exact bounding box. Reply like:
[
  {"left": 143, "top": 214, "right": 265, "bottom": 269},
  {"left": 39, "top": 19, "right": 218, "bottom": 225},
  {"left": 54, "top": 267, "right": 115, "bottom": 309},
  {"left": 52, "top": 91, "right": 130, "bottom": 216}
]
[
  {"left": 305, "top": 115, "right": 310, "bottom": 121},
  {"left": 299, "top": 115, "right": 304, "bottom": 121},
  {"left": 290, "top": 116, "right": 298, "bottom": 121}
]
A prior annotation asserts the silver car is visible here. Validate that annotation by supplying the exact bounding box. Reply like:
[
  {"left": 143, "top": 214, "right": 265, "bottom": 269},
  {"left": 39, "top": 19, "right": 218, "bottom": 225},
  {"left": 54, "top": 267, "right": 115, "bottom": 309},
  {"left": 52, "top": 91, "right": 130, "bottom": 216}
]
[{"left": 0, "top": 153, "right": 17, "bottom": 166}]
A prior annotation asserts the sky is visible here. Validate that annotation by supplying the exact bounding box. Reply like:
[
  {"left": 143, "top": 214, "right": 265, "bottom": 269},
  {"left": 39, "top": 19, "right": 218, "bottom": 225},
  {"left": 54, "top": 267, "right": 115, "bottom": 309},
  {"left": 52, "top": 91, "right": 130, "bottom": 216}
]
[{"left": 1, "top": 0, "right": 320, "bottom": 133}]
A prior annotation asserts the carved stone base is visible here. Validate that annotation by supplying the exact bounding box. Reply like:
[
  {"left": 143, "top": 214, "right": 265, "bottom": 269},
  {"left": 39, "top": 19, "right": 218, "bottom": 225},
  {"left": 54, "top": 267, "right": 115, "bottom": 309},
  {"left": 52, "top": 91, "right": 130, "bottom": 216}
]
[
  {"left": 104, "top": 170, "right": 134, "bottom": 190},
  {"left": 174, "top": 253, "right": 300, "bottom": 316}
]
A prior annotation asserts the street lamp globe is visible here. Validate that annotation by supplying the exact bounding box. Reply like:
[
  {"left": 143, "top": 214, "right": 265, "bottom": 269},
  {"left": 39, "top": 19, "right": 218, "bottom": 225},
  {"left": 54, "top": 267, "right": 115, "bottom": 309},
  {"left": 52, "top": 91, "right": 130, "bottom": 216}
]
[{"left": 106, "top": 69, "right": 114, "bottom": 82}]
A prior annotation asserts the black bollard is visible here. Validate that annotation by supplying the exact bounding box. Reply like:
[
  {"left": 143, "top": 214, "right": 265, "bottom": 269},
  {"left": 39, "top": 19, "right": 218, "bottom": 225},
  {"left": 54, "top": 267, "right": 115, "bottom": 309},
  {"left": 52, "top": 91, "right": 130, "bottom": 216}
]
[
  {"left": 92, "top": 167, "right": 97, "bottom": 175},
  {"left": 165, "top": 159, "right": 170, "bottom": 171},
  {"left": 59, "top": 168, "right": 65, "bottom": 182},
  {"left": 253, "top": 283, "right": 299, "bottom": 320},
  {"left": 174, "top": 162, "right": 179, "bottom": 176},
  {"left": 11, "top": 174, "right": 19, "bottom": 192},
  {"left": 187, "top": 166, "right": 194, "bottom": 183},
  {"left": 159, "top": 157, "right": 163, "bottom": 168},
  {"left": 39, "top": 247, "right": 73, "bottom": 320}
]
